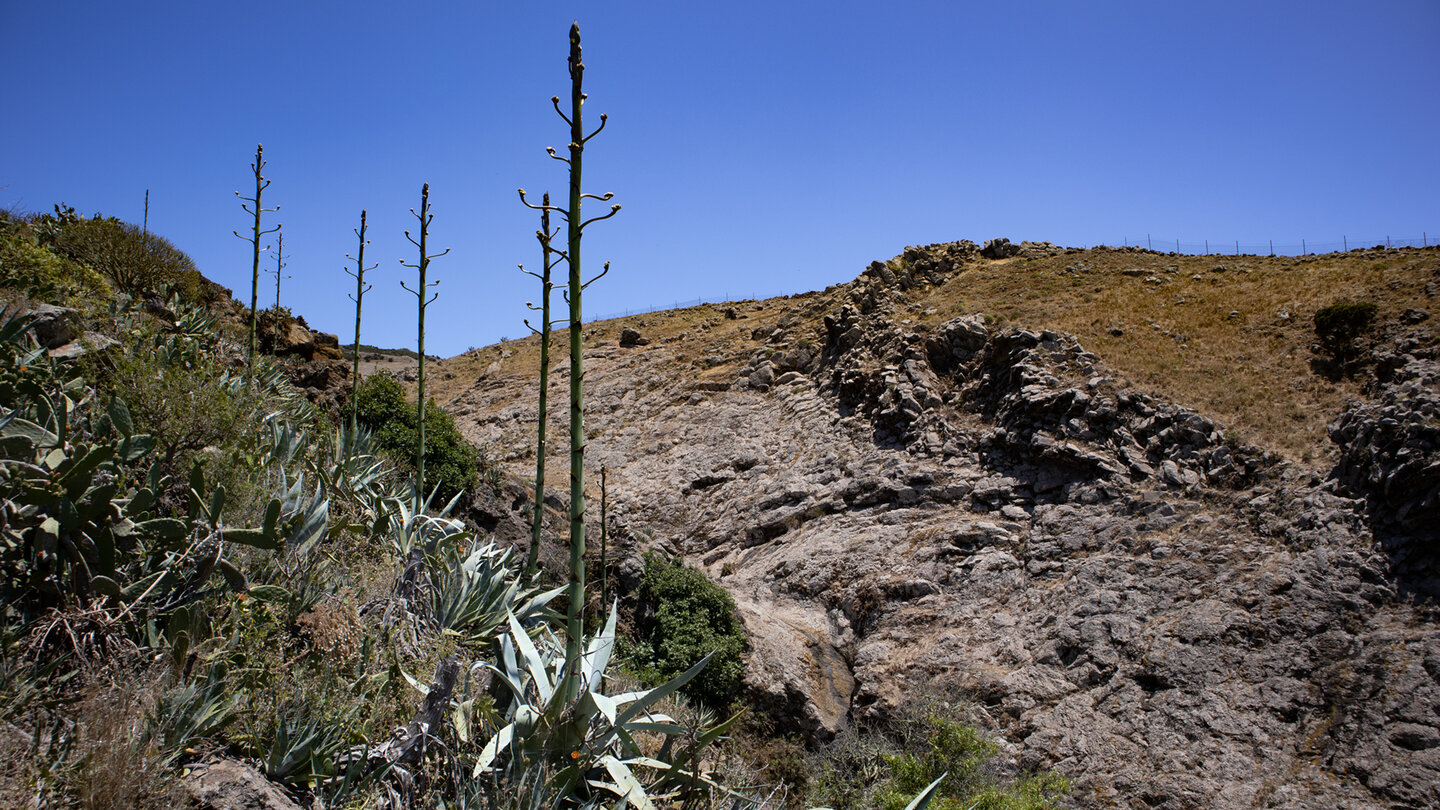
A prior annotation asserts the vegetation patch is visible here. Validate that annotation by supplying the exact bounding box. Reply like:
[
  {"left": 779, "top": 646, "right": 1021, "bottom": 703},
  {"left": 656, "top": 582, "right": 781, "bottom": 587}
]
[
  {"left": 1313, "top": 299, "right": 1379, "bottom": 374},
  {"left": 345, "top": 369, "right": 479, "bottom": 503},
  {"left": 632, "top": 552, "right": 748, "bottom": 708},
  {"left": 808, "top": 699, "right": 1069, "bottom": 810}
]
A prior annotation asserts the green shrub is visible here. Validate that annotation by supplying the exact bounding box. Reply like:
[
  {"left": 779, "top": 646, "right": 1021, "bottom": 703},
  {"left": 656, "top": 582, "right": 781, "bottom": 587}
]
[
  {"left": 37, "top": 207, "right": 197, "bottom": 296},
  {"left": 875, "top": 712, "right": 1068, "bottom": 810},
  {"left": 636, "top": 553, "right": 746, "bottom": 708},
  {"left": 0, "top": 230, "right": 112, "bottom": 307},
  {"left": 807, "top": 701, "right": 1069, "bottom": 810},
  {"left": 344, "top": 370, "right": 478, "bottom": 502},
  {"left": 1313, "top": 299, "right": 1378, "bottom": 371},
  {"left": 100, "top": 330, "right": 268, "bottom": 497}
]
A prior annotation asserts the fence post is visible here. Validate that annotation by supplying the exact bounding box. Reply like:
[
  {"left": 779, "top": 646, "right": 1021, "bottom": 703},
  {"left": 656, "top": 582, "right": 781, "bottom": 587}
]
[
  {"left": 1387, "top": 236, "right": 1391, "bottom": 249},
  {"left": 1176, "top": 239, "right": 1180, "bottom": 253},
  {"left": 1235, "top": 240, "right": 1239, "bottom": 256},
  {"left": 1303, "top": 239, "right": 1306, "bottom": 255},
  {"left": 1205, "top": 239, "right": 1209, "bottom": 255},
  {"left": 1147, "top": 234, "right": 1152, "bottom": 250},
  {"left": 1344, "top": 236, "right": 1347, "bottom": 251},
  {"left": 1269, "top": 240, "right": 1273, "bottom": 256}
]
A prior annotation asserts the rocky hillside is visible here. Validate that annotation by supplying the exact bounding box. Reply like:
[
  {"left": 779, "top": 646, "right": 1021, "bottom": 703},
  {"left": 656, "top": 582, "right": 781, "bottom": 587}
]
[{"left": 434, "top": 241, "right": 1439, "bottom": 809}]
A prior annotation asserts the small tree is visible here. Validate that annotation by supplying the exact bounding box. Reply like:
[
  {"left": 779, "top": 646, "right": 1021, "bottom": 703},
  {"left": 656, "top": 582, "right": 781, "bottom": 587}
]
[
  {"left": 233, "top": 143, "right": 280, "bottom": 388},
  {"left": 519, "top": 20, "right": 620, "bottom": 705},
  {"left": 344, "top": 210, "right": 376, "bottom": 437},
  {"left": 400, "top": 184, "right": 449, "bottom": 511}
]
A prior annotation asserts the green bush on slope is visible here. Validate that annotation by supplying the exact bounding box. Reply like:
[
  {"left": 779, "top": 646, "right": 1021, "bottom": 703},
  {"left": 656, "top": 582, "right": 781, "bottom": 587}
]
[
  {"left": 635, "top": 552, "right": 747, "bottom": 708},
  {"left": 344, "top": 369, "right": 478, "bottom": 503}
]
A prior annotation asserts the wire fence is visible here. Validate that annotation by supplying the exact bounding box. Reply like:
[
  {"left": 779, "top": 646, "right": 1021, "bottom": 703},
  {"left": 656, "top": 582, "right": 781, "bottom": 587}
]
[
  {"left": 588, "top": 295, "right": 763, "bottom": 324},
  {"left": 585, "top": 231, "right": 1438, "bottom": 324},
  {"left": 1116, "top": 233, "right": 1435, "bottom": 256}
]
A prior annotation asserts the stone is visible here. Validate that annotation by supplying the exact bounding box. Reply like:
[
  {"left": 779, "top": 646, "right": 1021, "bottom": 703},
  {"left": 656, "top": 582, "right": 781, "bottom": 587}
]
[
  {"left": 981, "top": 237, "right": 1022, "bottom": 259},
  {"left": 48, "top": 330, "right": 118, "bottom": 359},
  {"left": 183, "top": 758, "right": 304, "bottom": 810},
  {"left": 619, "top": 327, "right": 649, "bottom": 347},
  {"left": 27, "top": 304, "right": 79, "bottom": 348}
]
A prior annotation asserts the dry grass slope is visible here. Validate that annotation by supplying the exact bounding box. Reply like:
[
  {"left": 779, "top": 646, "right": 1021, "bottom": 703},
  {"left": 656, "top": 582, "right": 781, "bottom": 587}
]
[{"left": 427, "top": 244, "right": 1437, "bottom": 472}]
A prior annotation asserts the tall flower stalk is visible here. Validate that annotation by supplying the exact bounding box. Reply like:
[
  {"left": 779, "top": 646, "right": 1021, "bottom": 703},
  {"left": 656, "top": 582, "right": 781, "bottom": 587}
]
[
  {"left": 520, "top": 193, "right": 563, "bottom": 582},
  {"left": 401, "top": 184, "right": 449, "bottom": 512},
  {"left": 519, "top": 21, "right": 620, "bottom": 704},
  {"left": 233, "top": 143, "right": 280, "bottom": 388},
  {"left": 345, "top": 210, "right": 376, "bottom": 438}
]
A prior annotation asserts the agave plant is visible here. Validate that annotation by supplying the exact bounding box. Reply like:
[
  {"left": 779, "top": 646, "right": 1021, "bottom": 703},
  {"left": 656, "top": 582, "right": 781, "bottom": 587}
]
[
  {"left": 145, "top": 665, "right": 238, "bottom": 766},
  {"left": 472, "top": 606, "right": 741, "bottom": 809},
  {"left": 428, "top": 539, "right": 562, "bottom": 645},
  {"left": 264, "top": 700, "right": 351, "bottom": 787}
]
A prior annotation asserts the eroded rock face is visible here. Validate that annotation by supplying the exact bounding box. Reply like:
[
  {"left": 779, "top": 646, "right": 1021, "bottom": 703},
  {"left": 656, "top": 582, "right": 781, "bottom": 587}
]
[
  {"left": 453, "top": 289, "right": 1440, "bottom": 807},
  {"left": 1329, "top": 344, "right": 1440, "bottom": 596}
]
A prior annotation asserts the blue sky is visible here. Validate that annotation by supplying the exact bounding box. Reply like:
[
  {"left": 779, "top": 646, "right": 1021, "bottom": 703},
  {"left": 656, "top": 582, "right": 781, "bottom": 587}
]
[{"left": 3, "top": 1, "right": 1437, "bottom": 356}]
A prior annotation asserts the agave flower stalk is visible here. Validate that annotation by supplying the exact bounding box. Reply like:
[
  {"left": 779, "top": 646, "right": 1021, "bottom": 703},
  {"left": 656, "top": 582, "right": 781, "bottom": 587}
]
[
  {"left": 264, "top": 229, "right": 290, "bottom": 348},
  {"left": 233, "top": 143, "right": 281, "bottom": 389},
  {"left": 344, "top": 210, "right": 377, "bottom": 438},
  {"left": 520, "top": 193, "right": 565, "bottom": 582},
  {"left": 400, "top": 184, "right": 450, "bottom": 513},
  {"left": 520, "top": 21, "right": 621, "bottom": 703}
]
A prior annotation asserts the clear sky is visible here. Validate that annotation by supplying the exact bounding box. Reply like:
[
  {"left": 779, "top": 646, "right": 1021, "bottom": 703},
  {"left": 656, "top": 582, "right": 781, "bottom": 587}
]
[{"left": 3, "top": 1, "right": 1437, "bottom": 357}]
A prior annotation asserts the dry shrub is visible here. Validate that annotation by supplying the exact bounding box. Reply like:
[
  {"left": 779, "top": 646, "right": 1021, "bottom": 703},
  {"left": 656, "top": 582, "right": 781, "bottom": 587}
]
[{"left": 296, "top": 598, "right": 364, "bottom": 661}]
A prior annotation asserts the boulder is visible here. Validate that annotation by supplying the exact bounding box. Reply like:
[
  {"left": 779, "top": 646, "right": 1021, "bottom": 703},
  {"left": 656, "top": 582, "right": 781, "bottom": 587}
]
[
  {"left": 182, "top": 758, "right": 303, "bottom": 810},
  {"left": 981, "top": 237, "right": 1022, "bottom": 259},
  {"left": 619, "top": 327, "right": 649, "bottom": 347},
  {"left": 27, "top": 304, "right": 79, "bottom": 348}
]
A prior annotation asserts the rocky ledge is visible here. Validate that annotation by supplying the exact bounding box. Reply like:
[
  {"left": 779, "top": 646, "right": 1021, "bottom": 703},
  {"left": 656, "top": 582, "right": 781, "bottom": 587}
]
[{"left": 454, "top": 272, "right": 1439, "bottom": 808}]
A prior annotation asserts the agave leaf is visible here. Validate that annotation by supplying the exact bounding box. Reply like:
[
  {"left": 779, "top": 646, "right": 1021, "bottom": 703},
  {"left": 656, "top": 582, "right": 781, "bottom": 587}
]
[
  {"left": 615, "top": 652, "right": 714, "bottom": 727},
  {"left": 586, "top": 689, "right": 618, "bottom": 725},
  {"left": 904, "top": 772, "right": 948, "bottom": 810},
  {"left": 602, "top": 756, "right": 657, "bottom": 810},
  {"left": 473, "top": 722, "right": 514, "bottom": 776},
  {"left": 508, "top": 612, "right": 555, "bottom": 706},
  {"left": 287, "top": 486, "right": 330, "bottom": 558},
  {"left": 585, "top": 601, "right": 619, "bottom": 685},
  {"left": 695, "top": 710, "right": 743, "bottom": 748},
  {"left": 624, "top": 721, "right": 685, "bottom": 736}
]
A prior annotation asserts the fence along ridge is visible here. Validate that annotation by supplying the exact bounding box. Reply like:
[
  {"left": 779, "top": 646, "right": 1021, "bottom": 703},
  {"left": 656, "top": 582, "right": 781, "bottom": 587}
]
[{"left": 585, "top": 232, "right": 1437, "bottom": 324}]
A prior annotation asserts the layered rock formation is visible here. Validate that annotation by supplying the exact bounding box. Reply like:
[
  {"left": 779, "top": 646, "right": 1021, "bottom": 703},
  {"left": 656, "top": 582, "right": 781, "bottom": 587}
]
[{"left": 449, "top": 248, "right": 1439, "bottom": 808}]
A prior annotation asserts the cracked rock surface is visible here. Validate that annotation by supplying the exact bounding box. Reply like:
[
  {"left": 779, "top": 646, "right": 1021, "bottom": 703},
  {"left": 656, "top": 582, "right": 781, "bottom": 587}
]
[{"left": 450, "top": 273, "right": 1439, "bottom": 808}]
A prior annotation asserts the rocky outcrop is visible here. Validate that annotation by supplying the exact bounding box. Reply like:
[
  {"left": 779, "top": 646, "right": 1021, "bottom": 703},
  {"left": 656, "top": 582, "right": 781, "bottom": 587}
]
[
  {"left": 452, "top": 280, "right": 1440, "bottom": 807},
  {"left": 1329, "top": 340, "right": 1440, "bottom": 596}
]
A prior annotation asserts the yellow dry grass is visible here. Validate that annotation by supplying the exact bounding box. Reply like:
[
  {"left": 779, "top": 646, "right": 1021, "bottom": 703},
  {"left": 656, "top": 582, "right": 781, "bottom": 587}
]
[
  {"left": 423, "top": 245, "right": 1436, "bottom": 471},
  {"left": 914, "top": 247, "right": 1436, "bottom": 465}
]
